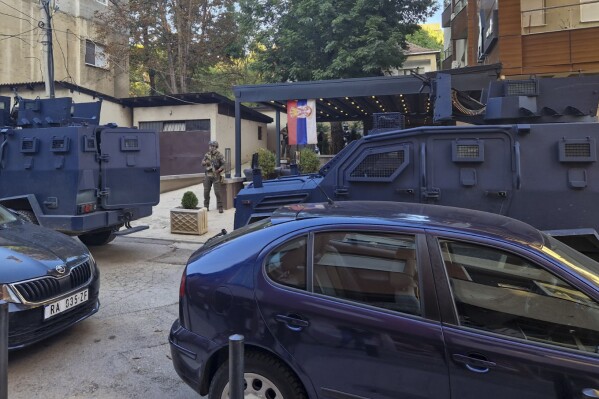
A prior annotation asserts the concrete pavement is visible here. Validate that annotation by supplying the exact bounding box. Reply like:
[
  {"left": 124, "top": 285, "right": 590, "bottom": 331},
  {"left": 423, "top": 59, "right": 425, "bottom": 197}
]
[{"left": 124, "top": 181, "right": 237, "bottom": 245}]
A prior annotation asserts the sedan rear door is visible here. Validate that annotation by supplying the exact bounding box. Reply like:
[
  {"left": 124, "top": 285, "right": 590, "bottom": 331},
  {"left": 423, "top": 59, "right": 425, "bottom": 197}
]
[{"left": 255, "top": 226, "right": 450, "bottom": 399}]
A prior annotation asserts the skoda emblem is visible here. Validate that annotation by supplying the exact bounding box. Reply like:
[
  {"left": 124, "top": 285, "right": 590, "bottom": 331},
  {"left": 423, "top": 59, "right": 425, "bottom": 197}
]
[{"left": 55, "top": 265, "right": 66, "bottom": 274}]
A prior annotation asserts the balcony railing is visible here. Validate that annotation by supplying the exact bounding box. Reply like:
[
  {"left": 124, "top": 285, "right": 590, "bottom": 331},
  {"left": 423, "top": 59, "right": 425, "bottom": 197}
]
[
  {"left": 454, "top": 0, "right": 468, "bottom": 15},
  {"left": 443, "top": 46, "right": 453, "bottom": 61},
  {"left": 522, "top": 0, "right": 599, "bottom": 35}
]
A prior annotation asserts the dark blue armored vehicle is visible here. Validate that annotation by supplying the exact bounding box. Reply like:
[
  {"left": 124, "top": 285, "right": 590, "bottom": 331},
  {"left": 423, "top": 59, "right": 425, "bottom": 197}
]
[
  {"left": 234, "top": 74, "right": 599, "bottom": 256},
  {"left": 0, "top": 95, "right": 160, "bottom": 245}
]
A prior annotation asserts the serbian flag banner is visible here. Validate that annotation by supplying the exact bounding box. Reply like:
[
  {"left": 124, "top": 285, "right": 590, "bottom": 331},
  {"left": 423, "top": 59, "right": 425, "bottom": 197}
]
[{"left": 287, "top": 99, "right": 317, "bottom": 145}]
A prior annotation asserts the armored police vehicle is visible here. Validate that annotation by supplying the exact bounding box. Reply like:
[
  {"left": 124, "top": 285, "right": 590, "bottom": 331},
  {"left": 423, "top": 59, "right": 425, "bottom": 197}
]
[
  {"left": 0, "top": 95, "right": 160, "bottom": 245},
  {"left": 234, "top": 74, "right": 599, "bottom": 256}
]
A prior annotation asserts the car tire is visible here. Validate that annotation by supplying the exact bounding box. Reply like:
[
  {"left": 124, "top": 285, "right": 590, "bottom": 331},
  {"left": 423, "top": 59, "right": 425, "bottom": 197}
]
[
  {"left": 14, "top": 210, "right": 38, "bottom": 224},
  {"left": 78, "top": 230, "right": 116, "bottom": 246},
  {"left": 209, "top": 351, "right": 307, "bottom": 399}
]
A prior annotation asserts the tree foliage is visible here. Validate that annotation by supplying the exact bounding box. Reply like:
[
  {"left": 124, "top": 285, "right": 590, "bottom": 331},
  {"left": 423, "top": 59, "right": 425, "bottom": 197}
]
[
  {"left": 238, "top": 0, "right": 437, "bottom": 82},
  {"left": 406, "top": 27, "right": 443, "bottom": 51},
  {"left": 96, "top": 0, "right": 239, "bottom": 94}
]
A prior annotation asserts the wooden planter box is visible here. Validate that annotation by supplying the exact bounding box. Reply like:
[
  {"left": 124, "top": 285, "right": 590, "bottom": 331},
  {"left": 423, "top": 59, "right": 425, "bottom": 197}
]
[{"left": 170, "top": 207, "right": 208, "bottom": 235}]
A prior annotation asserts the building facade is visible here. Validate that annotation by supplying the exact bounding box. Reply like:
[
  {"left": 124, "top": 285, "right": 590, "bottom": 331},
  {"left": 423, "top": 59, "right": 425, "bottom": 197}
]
[
  {"left": 0, "top": 0, "right": 129, "bottom": 97},
  {"left": 442, "top": 0, "right": 599, "bottom": 77}
]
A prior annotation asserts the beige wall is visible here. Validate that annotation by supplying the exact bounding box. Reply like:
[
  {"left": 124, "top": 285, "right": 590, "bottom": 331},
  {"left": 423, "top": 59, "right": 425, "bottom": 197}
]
[
  {"left": 132, "top": 104, "right": 218, "bottom": 128},
  {"left": 133, "top": 104, "right": 268, "bottom": 170},
  {"left": 216, "top": 112, "right": 268, "bottom": 170},
  {"left": 0, "top": 86, "right": 130, "bottom": 126},
  {"left": 0, "top": 0, "right": 129, "bottom": 97}
]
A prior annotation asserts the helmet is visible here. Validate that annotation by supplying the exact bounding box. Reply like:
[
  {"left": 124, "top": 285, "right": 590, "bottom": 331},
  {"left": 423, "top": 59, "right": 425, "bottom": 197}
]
[{"left": 209, "top": 140, "right": 219, "bottom": 148}]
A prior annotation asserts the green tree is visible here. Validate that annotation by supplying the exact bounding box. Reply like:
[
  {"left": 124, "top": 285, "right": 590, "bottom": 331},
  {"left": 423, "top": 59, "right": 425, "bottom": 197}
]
[
  {"left": 238, "top": 0, "right": 436, "bottom": 153},
  {"left": 238, "top": 0, "right": 437, "bottom": 82},
  {"left": 406, "top": 27, "right": 443, "bottom": 51},
  {"left": 96, "top": 0, "right": 239, "bottom": 95}
]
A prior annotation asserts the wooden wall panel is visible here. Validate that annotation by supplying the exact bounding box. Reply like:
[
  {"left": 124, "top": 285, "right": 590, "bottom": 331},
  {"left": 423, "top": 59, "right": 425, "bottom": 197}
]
[
  {"left": 571, "top": 28, "right": 599, "bottom": 64},
  {"left": 499, "top": 36, "right": 523, "bottom": 70},
  {"left": 467, "top": 0, "right": 478, "bottom": 66},
  {"left": 522, "top": 32, "right": 571, "bottom": 67},
  {"left": 498, "top": 0, "right": 522, "bottom": 36}
]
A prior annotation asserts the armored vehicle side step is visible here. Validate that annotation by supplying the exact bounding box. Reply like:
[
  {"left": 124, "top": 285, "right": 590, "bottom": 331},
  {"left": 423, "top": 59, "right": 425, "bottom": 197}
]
[{"left": 113, "top": 225, "right": 150, "bottom": 236}]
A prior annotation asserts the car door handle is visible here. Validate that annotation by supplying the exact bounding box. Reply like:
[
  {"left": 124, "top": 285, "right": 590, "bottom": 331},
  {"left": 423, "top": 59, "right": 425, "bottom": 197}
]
[
  {"left": 583, "top": 388, "right": 599, "bottom": 398},
  {"left": 275, "top": 314, "right": 309, "bottom": 331},
  {"left": 452, "top": 353, "right": 496, "bottom": 374}
]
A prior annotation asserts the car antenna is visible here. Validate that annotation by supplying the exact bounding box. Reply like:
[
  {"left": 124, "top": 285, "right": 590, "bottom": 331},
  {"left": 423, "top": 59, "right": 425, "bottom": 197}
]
[{"left": 309, "top": 174, "right": 334, "bottom": 205}]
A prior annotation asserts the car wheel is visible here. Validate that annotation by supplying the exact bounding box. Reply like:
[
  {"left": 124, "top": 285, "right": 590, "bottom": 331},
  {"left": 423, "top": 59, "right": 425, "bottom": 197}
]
[
  {"left": 78, "top": 230, "right": 116, "bottom": 246},
  {"left": 14, "top": 210, "right": 38, "bottom": 224},
  {"left": 209, "top": 352, "right": 307, "bottom": 399}
]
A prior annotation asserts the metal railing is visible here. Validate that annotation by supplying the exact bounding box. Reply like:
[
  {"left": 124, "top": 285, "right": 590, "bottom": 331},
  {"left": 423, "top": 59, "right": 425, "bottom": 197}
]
[{"left": 522, "top": 0, "right": 599, "bottom": 35}]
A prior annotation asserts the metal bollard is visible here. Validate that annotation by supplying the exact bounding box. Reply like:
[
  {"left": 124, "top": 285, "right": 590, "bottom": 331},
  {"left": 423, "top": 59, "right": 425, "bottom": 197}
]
[
  {"left": 0, "top": 300, "right": 8, "bottom": 399},
  {"left": 229, "top": 334, "right": 245, "bottom": 399}
]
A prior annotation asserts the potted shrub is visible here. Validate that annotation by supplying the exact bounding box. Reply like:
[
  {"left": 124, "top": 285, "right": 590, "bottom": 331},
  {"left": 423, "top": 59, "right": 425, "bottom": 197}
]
[
  {"left": 258, "top": 148, "right": 277, "bottom": 178},
  {"left": 298, "top": 148, "right": 321, "bottom": 174},
  {"left": 170, "top": 191, "right": 208, "bottom": 235}
]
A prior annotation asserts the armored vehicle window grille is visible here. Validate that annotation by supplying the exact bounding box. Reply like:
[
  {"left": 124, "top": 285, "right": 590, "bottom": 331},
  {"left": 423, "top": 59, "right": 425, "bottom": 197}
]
[
  {"left": 20, "top": 138, "right": 38, "bottom": 153},
  {"left": 506, "top": 80, "right": 538, "bottom": 96},
  {"left": 559, "top": 139, "right": 597, "bottom": 162},
  {"left": 350, "top": 150, "right": 405, "bottom": 179},
  {"left": 452, "top": 140, "right": 484, "bottom": 162},
  {"left": 12, "top": 260, "right": 93, "bottom": 303},
  {"left": 51, "top": 137, "right": 69, "bottom": 153},
  {"left": 457, "top": 145, "right": 479, "bottom": 158},
  {"left": 565, "top": 143, "right": 591, "bottom": 158}
]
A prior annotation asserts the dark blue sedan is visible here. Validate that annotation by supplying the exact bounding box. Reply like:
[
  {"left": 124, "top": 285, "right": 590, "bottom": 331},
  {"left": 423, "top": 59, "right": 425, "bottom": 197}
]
[{"left": 169, "top": 201, "right": 599, "bottom": 399}]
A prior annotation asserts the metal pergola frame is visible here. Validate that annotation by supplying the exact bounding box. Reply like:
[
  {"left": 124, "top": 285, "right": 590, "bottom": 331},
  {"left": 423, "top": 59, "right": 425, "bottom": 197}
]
[{"left": 232, "top": 64, "right": 501, "bottom": 177}]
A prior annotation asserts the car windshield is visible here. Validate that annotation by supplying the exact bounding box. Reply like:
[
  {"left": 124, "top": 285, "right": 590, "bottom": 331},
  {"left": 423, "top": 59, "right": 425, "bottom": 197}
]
[
  {"left": 0, "top": 205, "right": 17, "bottom": 225},
  {"left": 542, "top": 234, "right": 599, "bottom": 286}
]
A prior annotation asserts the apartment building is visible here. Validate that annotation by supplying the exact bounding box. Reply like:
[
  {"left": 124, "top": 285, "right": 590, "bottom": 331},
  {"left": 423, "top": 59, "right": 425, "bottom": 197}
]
[
  {"left": 0, "top": 0, "right": 128, "bottom": 97},
  {"left": 441, "top": 0, "right": 599, "bottom": 77}
]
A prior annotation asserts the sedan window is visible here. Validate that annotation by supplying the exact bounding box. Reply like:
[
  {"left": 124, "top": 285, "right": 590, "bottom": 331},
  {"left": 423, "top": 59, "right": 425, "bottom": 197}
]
[
  {"left": 439, "top": 239, "right": 599, "bottom": 353},
  {"left": 265, "top": 236, "right": 307, "bottom": 290},
  {"left": 313, "top": 232, "right": 420, "bottom": 315}
]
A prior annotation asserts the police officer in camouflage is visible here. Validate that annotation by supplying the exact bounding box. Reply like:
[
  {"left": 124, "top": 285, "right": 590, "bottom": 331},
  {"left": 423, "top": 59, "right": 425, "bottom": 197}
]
[{"left": 202, "top": 140, "right": 225, "bottom": 213}]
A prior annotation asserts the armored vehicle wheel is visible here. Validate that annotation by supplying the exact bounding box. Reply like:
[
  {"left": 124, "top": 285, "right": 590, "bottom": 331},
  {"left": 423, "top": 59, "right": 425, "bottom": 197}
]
[
  {"left": 14, "top": 210, "right": 38, "bottom": 224},
  {"left": 79, "top": 230, "right": 116, "bottom": 246}
]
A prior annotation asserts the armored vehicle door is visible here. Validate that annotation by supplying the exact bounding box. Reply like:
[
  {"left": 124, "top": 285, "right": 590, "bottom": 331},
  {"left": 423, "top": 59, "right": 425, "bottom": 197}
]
[
  {"left": 424, "top": 129, "right": 514, "bottom": 214},
  {"left": 98, "top": 128, "right": 160, "bottom": 209},
  {"left": 334, "top": 139, "right": 421, "bottom": 202}
]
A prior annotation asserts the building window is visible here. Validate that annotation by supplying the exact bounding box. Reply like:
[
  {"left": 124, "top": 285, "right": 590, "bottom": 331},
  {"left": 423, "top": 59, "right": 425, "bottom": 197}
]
[
  {"left": 581, "top": 0, "right": 599, "bottom": 22},
  {"left": 163, "top": 122, "right": 186, "bottom": 132},
  {"left": 258, "top": 126, "right": 263, "bottom": 140},
  {"left": 522, "top": 0, "right": 546, "bottom": 27},
  {"left": 138, "top": 119, "right": 211, "bottom": 132},
  {"left": 85, "top": 40, "right": 108, "bottom": 68}
]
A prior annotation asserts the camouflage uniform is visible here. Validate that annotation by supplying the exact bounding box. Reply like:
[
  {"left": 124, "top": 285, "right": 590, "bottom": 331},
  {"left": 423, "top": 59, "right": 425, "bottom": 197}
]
[{"left": 202, "top": 143, "right": 225, "bottom": 212}]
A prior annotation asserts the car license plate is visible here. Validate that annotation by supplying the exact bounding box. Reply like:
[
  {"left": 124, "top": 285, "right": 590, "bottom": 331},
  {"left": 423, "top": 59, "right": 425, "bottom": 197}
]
[{"left": 44, "top": 289, "right": 88, "bottom": 320}]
